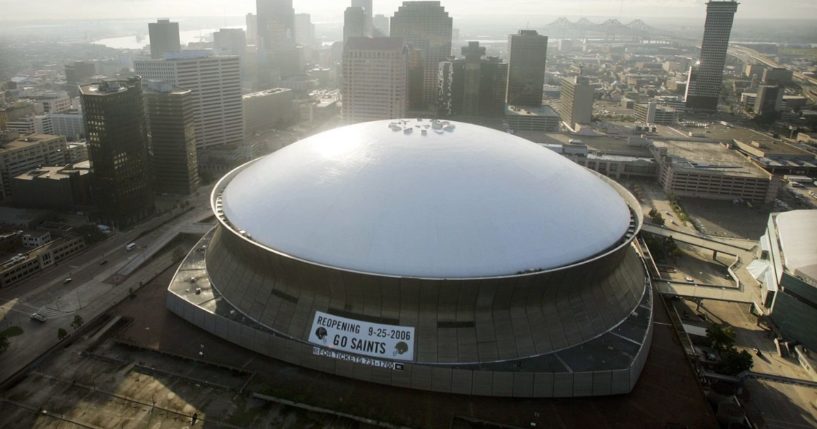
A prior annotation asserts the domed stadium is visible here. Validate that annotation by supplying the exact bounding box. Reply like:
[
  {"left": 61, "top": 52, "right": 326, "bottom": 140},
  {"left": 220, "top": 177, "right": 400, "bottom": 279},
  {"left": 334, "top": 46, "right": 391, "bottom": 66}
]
[{"left": 167, "top": 119, "right": 653, "bottom": 397}]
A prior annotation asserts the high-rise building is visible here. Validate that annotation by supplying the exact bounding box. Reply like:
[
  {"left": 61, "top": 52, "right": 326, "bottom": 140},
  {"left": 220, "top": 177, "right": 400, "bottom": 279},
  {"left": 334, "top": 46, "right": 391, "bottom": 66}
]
[
  {"left": 148, "top": 19, "right": 181, "bottom": 59},
  {"left": 341, "top": 37, "right": 408, "bottom": 123},
  {"left": 143, "top": 82, "right": 199, "bottom": 195},
  {"left": 64, "top": 61, "right": 96, "bottom": 86},
  {"left": 390, "top": 1, "right": 453, "bottom": 110},
  {"left": 48, "top": 111, "right": 85, "bottom": 140},
  {"left": 352, "top": 0, "right": 373, "bottom": 17},
  {"left": 213, "top": 28, "right": 247, "bottom": 57},
  {"left": 506, "top": 30, "right": 548, "bottom": 107},
  {"left": 246, "top": 13, "right": 258, "bottom": 45},
  {"left": 294, "top": 13, "right": 315, "bottom": 48},
  {"left": 344, "top": 7, "right": 368, "bottom": 43},
  {"left": 560, "top": 76, "right": 594, "bottom": 130},
  {"left": 351, "top": 0, "right": 373, "bottom": 35},
  {"left": 134, "top": 53, "right": 243, "bottom": 152},
  {"left": 762, "top": 67, "right": 794, "bottom": 86},
  {"left": 684, "top": 1, "right": 738, "bottom": 112},
  {"left": 79, "top": 78, "right": 154, "bottom": 227},
  {"left": 438, "top": 42, "right": 507, "bottom": 117},
  {"left": 754, "top": 84, "right": 784, "bottom": 117},
  {"left": 373, "top": 14, "right": 390, "bottom": 37},
  {"left": 256, "top": 0, "right": 298, "bottom": 82}
]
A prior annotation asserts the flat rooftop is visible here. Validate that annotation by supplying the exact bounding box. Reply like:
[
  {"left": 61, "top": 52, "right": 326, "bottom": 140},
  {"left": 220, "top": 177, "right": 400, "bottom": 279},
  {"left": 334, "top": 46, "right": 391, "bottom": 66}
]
[
  {"left": 652, "top": 140, "right": 770, "bottom": 178},
  {"left": 243, "top": 88, "right": 292, "bottom": 99},
  {"left": 542, "top": 133, "right": 654, "bottom": 157},
  {"left": 14, "top": 164, "right": 89, "bottom": 181},
  {"left": 0, "top": 134, "right": 64, "bottom": 152},
  {"left": 505, "top": 104, "right": 560, "bottom": 117}
]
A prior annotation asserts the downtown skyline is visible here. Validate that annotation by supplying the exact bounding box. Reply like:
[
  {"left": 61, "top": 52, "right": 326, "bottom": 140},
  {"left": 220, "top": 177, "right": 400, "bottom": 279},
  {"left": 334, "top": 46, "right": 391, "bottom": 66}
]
[{"left": 1, "top": 0, "right": 816, "bottom": 22}]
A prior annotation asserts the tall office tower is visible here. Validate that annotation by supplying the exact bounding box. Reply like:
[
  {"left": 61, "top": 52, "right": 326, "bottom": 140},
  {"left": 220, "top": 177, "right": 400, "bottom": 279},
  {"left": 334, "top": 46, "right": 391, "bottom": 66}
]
[
  {"left": 143, "top": 82, "right": 199, "bottom": 195},
  {"left": 294, "top": 13, "right": 315, "bottom": 48},
  {"left": 373, "top": 14, "right": 390, "bottom": 37},
  {"left": 407, "top": 49, "right": 426, "bottom": 109},
  {"left": 390, "top": 1, "right": 453, "bottom": 110},
  {"left": 438, "top": 42, "right": 507, "bottom": 117},
  {"left": 213, "top": 28, "right": 248, "bottom": 57},
  {"left": 246, "top": 13, "right": 258, "bottom": 45},
  {"left": 341, "top": 37, "right": 408, "bottom": 123},
  {"left": 352, "top": 0, "right": 373, "bottom": 17},
  {"left": 64, "top": 61, "right": 96, "bottom": 86},
  {"left": 506, "top": 30, "right": 548, "bottom": 107},
  {"left": 461, "top": 41, "right": 486, "bottom": 116},
  {"left": 148, "top": 19, "right": 181, "bottom": 59},
  {"left": 684, "top": 0, "right": 738, "bottom": 112},
  {"left": 79, "top": 78, "right": 153, "bottom": 227},
  {"left": 559, "top": 76, "right": 594, "bottom": 130},
  {"left": 344, "top": 7, "right": 368, "bottom": 43},
  {"left": 256, "top": 0, "right": 298, "bottom": 82},
  {"left": 352, "top": 0, "right": 373, "bottom": 35},
  {"left": 134, "top": 53, "right": 243, "bottom": 152}
]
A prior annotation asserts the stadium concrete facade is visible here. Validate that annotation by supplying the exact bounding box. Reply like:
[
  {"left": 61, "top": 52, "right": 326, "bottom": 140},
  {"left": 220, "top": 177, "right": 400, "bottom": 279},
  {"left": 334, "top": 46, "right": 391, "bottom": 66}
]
[{"left": 167, "top": 120, "right": 653, "bottom": 398}]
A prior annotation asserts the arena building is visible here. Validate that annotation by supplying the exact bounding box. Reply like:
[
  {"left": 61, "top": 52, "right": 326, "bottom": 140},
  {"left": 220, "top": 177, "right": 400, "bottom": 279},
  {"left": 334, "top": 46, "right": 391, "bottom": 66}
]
[{"left": 167, "top": 119, "right": 653, "bottom": 398}]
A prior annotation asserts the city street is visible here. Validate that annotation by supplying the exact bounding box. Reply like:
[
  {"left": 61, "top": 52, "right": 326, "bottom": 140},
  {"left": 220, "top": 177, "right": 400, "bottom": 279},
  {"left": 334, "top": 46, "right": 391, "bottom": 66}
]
[{"left": 0, "top": 189, "right": 214, "bottom": 385}]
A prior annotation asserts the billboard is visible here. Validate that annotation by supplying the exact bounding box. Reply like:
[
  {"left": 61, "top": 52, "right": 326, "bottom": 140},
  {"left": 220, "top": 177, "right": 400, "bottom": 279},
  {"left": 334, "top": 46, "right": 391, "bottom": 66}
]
[{"left": 308, "top": 311, "right": 415, "bottom": 361}]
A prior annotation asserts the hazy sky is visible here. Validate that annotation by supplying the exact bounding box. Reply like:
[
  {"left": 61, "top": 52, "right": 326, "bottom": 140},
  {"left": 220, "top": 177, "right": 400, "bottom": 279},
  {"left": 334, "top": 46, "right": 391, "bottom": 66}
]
[{"left": 0, "top": 0, "right": 814, "bottom": 22}]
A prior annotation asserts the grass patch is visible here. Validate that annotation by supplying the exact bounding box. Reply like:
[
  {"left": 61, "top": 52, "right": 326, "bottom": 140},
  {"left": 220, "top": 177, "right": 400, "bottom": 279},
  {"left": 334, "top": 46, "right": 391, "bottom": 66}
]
[{"left": 668, "top": 196, "right": 691, "bottom": 225}]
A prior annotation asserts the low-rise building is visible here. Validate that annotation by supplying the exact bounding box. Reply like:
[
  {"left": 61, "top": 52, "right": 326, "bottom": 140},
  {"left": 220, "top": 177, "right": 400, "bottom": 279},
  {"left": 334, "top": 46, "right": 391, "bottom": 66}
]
[
  {"left": 543, "top": 142, "right": 656, "bottom": 180},
  {"left": 21, "top": 230, "right": 51, "bottom": 248},
  {"left": 243, "top": 88, "right": 296, "bottom": 134},
  {"left": 505, "top": 104, "right": 560, "bottom": 132},
  {"left": 741, "top": 92, "right": 757, "bottom": 109},
  {"left": 0, "top": 235, "right": 85, "bottom": 288},
  {"left": 0, "top": 230, "right": 22, "bottom": 253},
  {"left": 782, "top": 95, "right": 807, "bottom": 111},
  {"left": 635, "top": 102, "right": 678, "bottom": 125},
  {"left": 0, "top": 207, "right": 51, "bottom": 229},
  {"left": 66, "top": 142, "right": 88, "bottom": 163},
  {"left": 733, "top": 133, "right": 817, "bottom": 176},
  {"left": 11, "top": 162, "right": 91, "bottom": 210},
  {"left": 650, "top": 140, "right": 780, "bottom": 203},
  {"left": 0, "top": 133, "right": 68, "bottom": 201},
  {"left": 753, "top": 210, "right": 817, "bottom": 353}
]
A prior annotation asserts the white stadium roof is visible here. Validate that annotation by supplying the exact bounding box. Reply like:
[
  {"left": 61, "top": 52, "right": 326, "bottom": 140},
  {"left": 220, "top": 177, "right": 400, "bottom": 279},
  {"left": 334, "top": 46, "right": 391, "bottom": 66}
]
[{"left": 221, "top": 120, "right": 631, "bottom": 278}]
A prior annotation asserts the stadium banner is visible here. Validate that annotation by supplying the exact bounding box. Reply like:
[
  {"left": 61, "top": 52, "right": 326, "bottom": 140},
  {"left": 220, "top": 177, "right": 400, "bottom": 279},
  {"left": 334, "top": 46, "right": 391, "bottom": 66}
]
[{"left": 308, "top": 311, "right": 415, "bottom": 361}]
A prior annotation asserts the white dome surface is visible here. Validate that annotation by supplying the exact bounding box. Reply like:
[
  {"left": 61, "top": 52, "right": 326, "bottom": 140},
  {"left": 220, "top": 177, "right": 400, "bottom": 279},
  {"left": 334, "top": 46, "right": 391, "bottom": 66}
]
[{"left": 221, "top": 120, "right": 631, "bottom": 278}]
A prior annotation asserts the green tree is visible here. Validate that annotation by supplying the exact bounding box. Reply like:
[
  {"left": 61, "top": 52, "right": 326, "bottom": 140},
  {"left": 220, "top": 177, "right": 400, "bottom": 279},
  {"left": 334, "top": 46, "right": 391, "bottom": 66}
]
[
  {"left": 717, "top": 348, "right": 754, "bottom": 375},
  {"left": 648, "top": 209, "right": 665, "bottom": 226},
  {"left": 706, "top": 324, "right": 736, "bottom": 352},
  {"left": 70, "top": 315, "right": 84, "bottom": 331},
  {"left": 57, "top": 328, "right": 68, "bottom": 340},
  {"left": 665, "top": 236, "right": 681, "bottom": 258}
]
